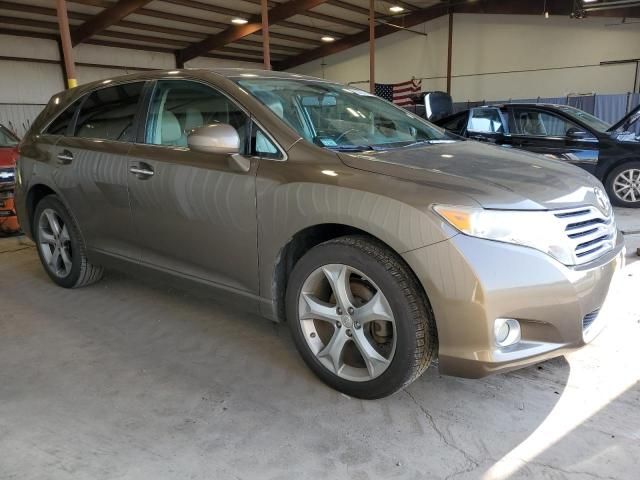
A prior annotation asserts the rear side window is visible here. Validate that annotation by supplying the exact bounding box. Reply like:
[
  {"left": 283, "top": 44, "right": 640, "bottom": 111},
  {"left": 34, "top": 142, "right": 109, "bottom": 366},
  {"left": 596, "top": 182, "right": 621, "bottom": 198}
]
[
  {"left": 44, "top": 99, "right": 82, "bottom": 136},
  {"left": 74, "top": 82, "right": 144, "bottom": 142}
]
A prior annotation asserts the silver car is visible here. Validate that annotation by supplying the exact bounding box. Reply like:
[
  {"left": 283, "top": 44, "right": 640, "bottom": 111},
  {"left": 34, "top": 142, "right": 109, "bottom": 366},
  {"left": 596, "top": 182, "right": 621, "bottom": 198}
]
[{"left": 15, "top": 69, "right": 625, "bottom": 398}]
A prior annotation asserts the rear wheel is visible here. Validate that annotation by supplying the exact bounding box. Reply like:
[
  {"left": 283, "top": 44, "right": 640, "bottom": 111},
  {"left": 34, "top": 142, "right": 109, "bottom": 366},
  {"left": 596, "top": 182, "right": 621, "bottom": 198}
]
[
  {"left": 286, "top": 235, "right": 437, "bottom": 399},
  {"left": 605, "top": 162, "right": 640, "bottom": 207},
  {"left": 34, "top": 195, "right": 103, "bottom": 288}
]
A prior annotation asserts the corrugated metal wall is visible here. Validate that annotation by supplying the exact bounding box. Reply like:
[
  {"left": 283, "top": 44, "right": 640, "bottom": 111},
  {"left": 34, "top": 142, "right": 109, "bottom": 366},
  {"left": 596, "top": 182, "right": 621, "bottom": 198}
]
[{"left": 0, "top": 104, "right": 45, "bottom": 137}]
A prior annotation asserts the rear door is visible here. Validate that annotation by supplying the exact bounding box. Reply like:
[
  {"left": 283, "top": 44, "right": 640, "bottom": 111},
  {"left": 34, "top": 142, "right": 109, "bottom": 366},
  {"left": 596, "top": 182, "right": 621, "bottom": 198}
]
[
  {"left": 126, "top": 79, "right": 261, "bottom": 294},
  {"left": 508, "top": 106, "right": 600, "bottom": 173},
  {"left": 52, "top": 81, "right": 145, "bottom": 259}
]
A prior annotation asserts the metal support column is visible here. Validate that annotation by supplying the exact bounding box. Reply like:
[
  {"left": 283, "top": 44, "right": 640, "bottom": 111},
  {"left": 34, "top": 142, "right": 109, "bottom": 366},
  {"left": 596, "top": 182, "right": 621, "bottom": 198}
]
[
  {"left": 369, "top": 0, "right": 375, "bottom": 93},
  {"left": 56, "top": 0, "right": 77, "bottom": 88},
  {"left": 261, "top": 0, "right": 272, "bottom": 70}
]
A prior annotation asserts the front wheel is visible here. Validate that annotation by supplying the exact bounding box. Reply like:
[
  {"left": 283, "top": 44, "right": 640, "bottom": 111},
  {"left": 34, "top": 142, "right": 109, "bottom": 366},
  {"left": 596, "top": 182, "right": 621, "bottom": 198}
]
[
  {"left": 286, "top": 236, "right": 437, "bottom": 399},
  {"left": 605, "top": 162, "right": 640, "bottom": 207}
]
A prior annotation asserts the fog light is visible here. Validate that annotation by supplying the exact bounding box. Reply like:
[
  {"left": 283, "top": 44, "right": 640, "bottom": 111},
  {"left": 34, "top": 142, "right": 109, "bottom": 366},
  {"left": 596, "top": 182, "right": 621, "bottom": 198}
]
[{"left": 494, "top": 318, "right": 521, "bottom": 347}]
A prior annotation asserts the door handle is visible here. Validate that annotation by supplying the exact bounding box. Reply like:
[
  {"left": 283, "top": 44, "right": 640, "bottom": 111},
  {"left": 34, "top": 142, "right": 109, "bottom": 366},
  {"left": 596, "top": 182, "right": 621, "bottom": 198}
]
[
  {"left": 129, "top": 163, "right": 154, "bottom": 178},
  {"left": 56, "top": 150, "right": 73, "bottom": 165}
]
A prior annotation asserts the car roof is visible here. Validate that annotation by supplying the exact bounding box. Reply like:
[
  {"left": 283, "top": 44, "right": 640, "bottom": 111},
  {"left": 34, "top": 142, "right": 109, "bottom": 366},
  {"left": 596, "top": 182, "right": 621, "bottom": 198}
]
[
  {"left": 52, "top": 68, "right": 334, "bottom": 104},
  {"left": 481, "top": 103, "right": 566, "bottom": 109}
]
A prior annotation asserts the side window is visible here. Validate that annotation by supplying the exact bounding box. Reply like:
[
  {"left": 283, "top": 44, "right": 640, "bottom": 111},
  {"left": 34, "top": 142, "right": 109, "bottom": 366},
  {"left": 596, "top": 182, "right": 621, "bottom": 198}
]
[
  {"left": 251, "top": 123, "right": 282, "bottom": 159},
  {"left": 512, "top": 109, "right": 594, "bottom": 138},
  {"left": 44, "top": 99, "right": 82, "bottom": 136},
  {"left": 145, "top": 80, "right": 249, "bottom": 153},
  {"left": 74, "top": 82, "right": 144, "bottom": 142},
  {"left": 468, "top": 108, "right": 505, "bottom": 133}
]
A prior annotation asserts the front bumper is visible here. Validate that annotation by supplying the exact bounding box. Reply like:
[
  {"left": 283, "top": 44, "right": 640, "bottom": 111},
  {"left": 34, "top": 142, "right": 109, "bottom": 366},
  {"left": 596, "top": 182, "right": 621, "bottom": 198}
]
[
  {"left": 0, "top": 188, "right": 20, "bottom": 233},
  {"left": 403, "top": 232, "right": 625, "bottom": 378}
]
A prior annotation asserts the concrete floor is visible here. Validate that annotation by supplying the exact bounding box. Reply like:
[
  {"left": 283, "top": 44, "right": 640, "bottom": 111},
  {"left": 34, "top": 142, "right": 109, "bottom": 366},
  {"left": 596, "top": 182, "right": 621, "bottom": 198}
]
[{"left": 1, "top": 208, "right": 639, "bottom": 480}]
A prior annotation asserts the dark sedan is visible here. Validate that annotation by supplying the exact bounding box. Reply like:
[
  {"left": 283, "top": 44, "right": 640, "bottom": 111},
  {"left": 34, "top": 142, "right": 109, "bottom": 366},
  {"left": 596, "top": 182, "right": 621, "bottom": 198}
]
[{"left": 435, "top": 103, "right": 640, "bottom": 207}]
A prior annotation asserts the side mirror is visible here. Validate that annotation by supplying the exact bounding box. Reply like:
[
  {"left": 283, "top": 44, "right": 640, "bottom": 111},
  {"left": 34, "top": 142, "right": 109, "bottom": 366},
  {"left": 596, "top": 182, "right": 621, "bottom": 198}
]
[
  {"left": 566, "top": 127, "right": 589, "bottom": 140},
  {"left": 187, "top": 124, "right": 239, "bottom": 154}
]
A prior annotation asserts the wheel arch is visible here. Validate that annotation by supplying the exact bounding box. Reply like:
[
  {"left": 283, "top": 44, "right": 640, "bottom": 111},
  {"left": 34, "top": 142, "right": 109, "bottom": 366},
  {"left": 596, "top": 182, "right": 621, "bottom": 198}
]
[
  {"left": 269, "top": 222, "right": 429, "bottom": 324},
  {"left": 601, "top": 157, "right": 640, "bottom": 186}
]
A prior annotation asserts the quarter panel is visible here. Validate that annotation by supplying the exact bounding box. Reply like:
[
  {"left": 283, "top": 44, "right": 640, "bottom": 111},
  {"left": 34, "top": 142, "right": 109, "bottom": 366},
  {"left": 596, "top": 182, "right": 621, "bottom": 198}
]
[{"left": 15, "top": 135, "right": 61, "bottom": 238}]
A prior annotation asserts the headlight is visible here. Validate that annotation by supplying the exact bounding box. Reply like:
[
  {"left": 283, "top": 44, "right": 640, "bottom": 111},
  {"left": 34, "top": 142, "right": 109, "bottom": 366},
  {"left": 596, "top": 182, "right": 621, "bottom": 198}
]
[
  {"left": 0, "top": 167, "right": 16, "bottom": 183},
  {"left": 433, "top": 205, "right": 574, "bottom": 265}
]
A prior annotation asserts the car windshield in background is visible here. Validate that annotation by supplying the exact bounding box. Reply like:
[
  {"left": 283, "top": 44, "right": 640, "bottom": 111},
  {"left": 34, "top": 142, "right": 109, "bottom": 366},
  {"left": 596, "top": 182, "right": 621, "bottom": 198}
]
[
  {"left": 556, "top": 105, "right": 611, "bottom": 133},
  {"left": 0, "top": 126, "right": 19, "bottom": 147},
  {"left": 236, "top": 77, "right": 454, "bottom": 151}
]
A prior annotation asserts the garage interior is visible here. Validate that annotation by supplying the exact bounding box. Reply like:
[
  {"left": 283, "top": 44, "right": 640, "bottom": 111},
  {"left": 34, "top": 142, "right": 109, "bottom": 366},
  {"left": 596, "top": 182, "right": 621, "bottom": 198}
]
[{"left": 1, "top": 0, "right": 640, "bottom": 479}]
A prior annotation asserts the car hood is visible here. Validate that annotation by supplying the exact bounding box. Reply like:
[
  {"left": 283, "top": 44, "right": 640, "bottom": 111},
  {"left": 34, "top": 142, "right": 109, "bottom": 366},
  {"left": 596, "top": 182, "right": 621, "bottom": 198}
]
[
  {"left": 0, "top": 146, "right": 18, "bottom": 168},
  {"left": 338, "top": 140, "right": 604, "bottom": 210},
  {"left": 608, "top": 103, "right": 640, "bottom": 133}
]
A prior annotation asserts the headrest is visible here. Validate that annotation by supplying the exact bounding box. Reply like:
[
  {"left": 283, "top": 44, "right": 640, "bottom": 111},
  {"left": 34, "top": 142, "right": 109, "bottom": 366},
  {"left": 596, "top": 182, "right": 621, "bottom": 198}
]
[
  {"left": 161, "top": 110, "right": 182, "bottom": 143},
  {"left": 254, "top": 90, "right": 284, "bottom": 119},
  {"left": 184, "top": 108, "right": 204, "bottom": 132}
]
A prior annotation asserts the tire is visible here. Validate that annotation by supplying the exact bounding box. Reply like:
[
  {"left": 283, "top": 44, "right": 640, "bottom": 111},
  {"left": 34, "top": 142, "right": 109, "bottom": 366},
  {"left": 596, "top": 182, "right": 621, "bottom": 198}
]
[
  {"left": 285, "top": 235, "right": 437, "bottom": 399},
  {"left": 33, "top": 195, "right": 104, "bottom": 288},
  {"left": 605, "top": 161, "right": 640, "bottom": 208}
]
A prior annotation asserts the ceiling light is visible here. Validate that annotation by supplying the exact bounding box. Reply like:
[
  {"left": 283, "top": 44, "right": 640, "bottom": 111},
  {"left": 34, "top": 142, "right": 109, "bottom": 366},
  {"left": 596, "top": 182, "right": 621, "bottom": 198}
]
[
  {"left": 231, "top": 17, "right": 248, "bottom": 25},
  {"left": 582, "top": 0, "right": 597, "bottom": 3},
  {"left": 321, "top": 36, "right": 335, "bottom": 42},
  {"left": 389, "top": 6, "right": 404, "bottom": 13}
]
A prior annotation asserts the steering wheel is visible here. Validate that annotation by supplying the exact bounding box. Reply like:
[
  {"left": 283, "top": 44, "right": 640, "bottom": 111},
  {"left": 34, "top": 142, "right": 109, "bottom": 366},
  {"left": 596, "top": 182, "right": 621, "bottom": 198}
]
[{"left": 335, "top": 128, "right": 361, "bottom": 143}]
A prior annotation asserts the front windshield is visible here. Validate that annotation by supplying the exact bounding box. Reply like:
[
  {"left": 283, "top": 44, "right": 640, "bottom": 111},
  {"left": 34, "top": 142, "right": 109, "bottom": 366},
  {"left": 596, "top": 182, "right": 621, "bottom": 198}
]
[
  {"left": 556, "top": 105, "right": 611, "bottom": 133},
  {"left": 0, "top": 126, "right": 19, "bottom": 147},
  {"left": 236, "top": 77, "right": 454, "bottom": 151}
]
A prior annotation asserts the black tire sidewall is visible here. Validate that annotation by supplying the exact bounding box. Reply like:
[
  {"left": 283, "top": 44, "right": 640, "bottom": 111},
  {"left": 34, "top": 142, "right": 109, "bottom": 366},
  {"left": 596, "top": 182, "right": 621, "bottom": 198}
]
[
  {"left": 33, "top": 196, "right": 84, "bottom": 288},
  {"left": 286, "top": 239, "right": 425, "bottom": 399},
  {"left": 605, "top": 161, "right": 640, "bottom": 208}
]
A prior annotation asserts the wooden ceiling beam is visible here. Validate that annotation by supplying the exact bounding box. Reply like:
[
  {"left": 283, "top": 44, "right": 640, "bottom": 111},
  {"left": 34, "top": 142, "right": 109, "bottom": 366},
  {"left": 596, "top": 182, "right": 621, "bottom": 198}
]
[
  {"left": 69, "top": 0, "right": 327, "bottom": 45},
  {"left": 71, "top": 0, "right": 153, "bottom": 45},
  {"left": 242, "top": 0, "right": 365, "bottom": 29},
  {"left": 276, "top": 0, "right": 640, "bottom": 70},
  {"left": 177, "top": 0, "right": 330, "bottom": 63},
  {"left": 0, "top": 1, "right": 308, "bottom": 53},
  {"left": 275, "top": 3, "right": 449, "bottom": 69}
]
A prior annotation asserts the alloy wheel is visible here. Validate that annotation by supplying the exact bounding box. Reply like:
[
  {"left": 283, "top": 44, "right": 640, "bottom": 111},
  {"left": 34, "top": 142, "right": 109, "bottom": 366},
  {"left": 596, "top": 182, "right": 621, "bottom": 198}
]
[
  {"left": 38, "top": 208, "right": 73, "bottom": 278},
  {"left": 613, "top": 168, "right": 640, "bottom": 203},
  {"left": 298, "top": 263, "right": 396, "bottom": 382}
]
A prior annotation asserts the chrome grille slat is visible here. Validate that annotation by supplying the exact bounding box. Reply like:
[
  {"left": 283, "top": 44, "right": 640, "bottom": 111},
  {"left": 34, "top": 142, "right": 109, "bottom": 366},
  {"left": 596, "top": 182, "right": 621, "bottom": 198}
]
[{"left": 552, "top": 205, "right": 616, "bottom": 265}]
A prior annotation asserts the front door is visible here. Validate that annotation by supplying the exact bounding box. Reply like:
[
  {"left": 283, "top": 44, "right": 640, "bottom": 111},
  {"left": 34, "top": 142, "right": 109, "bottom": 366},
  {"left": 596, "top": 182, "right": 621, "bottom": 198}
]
[
  {"left": 466, "top": 107, "right": 510, "bottom": 144},
  {"left": 52, "top": 82, "right": 145, "bottom": 259},
  {"left": 126, "top": 79, "right": 260, "bottom": 294},
  {"left": 508, "top": 107, "right": 600, "bottom": 174}
]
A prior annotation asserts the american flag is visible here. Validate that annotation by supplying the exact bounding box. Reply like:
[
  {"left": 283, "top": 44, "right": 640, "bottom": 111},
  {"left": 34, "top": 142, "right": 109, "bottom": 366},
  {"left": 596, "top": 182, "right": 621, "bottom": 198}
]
[{"left": 375, "top": 79, "right": 422, "bottom": 107}]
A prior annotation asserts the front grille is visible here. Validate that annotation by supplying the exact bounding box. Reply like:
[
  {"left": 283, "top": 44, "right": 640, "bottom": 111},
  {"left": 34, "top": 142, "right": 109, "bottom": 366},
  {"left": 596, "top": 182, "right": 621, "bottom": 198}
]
[
  {"left": 582, "top": 309, "right": 600, "bottom": 331},
  {"left": 554, "top": 206, "right": 616, "bottom": 265}
]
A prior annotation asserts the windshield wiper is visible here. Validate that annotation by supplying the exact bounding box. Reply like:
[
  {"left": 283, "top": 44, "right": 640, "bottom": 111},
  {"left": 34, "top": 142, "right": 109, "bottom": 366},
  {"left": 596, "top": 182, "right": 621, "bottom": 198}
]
[{"left": 326, "top": 145, "right": 374, "bottom": 152}]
